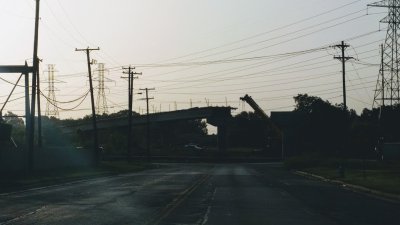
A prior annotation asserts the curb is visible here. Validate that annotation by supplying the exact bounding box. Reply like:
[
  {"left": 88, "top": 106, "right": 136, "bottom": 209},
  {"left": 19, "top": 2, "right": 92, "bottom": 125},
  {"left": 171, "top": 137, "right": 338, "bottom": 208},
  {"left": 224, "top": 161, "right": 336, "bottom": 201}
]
[{"left": 294, "top": 170, "right": 400, "bottom": 203}]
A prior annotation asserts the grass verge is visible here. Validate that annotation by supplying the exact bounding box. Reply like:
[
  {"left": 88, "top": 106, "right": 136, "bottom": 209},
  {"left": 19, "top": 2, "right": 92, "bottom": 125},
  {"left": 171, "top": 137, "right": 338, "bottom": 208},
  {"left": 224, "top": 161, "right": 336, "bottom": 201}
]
[
  {"left": 285, "top": 157, "right": 400, "bottom": 195},
  {"left": 304, "top": 167, "right": 400, "bottom": 195}
]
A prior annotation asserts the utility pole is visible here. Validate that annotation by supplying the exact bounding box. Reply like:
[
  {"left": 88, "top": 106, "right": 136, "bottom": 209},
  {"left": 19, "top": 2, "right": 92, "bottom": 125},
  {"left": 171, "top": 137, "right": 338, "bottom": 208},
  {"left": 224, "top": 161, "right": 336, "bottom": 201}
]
[
  {"left": 139, "top": 88, "right": 155, "bottom": 161},
  {"left": 37, "top": 58, "right": 42, "bottom": 147},
  {"left": 333, "top": 41, "right": 354, "bottom": 111},
  {"left": 28, "top": 0, "right": 41, "bottom": 171},
  {"left": 122, "top": 66, "right": 142, "bottom": 160},
  {"left": 25, "top": 62, "right": 31, "bottom": 171},
  {"left": 380, "top": 44, "right": 385, "bottom": 107},
  {"left": 333, "top": 41, "right": 353, "bottom": 178},
  {"left": 205, "top": 98, "right": 210, "bottom": 107},
  {"left": 76, "top": 47, "right": 100, "bottom": 166}
]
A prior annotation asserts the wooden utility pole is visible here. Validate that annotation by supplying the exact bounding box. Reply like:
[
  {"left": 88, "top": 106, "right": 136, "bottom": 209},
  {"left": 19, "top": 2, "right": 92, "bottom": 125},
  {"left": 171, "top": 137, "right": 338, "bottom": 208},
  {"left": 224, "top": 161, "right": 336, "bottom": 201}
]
[
  {"left": 76, "top": 47, "right": 100, "bottom": 166},
  {"left": 333, "top": 41, "right": 353, "bottom": 111},
  {"left": 139, "top": 88, "right": 155, "bottom": 161},
  {"left": 28, "top": 0, "right": 41, "bottom": 170},
  {"left": 333, "top": 41, "right": 353, "bottom": 178},
  {"left": 37, "top": 59, "right": 42, "bottom": 147},
  {"left": 122, "top": 66, "right": 141, "bottom": 160},
  {"left": 380, "top": 44, "right": 385, "bottom": 107},
  {"left": 24, "top": 63, "right": 32, "bottom": 171}
]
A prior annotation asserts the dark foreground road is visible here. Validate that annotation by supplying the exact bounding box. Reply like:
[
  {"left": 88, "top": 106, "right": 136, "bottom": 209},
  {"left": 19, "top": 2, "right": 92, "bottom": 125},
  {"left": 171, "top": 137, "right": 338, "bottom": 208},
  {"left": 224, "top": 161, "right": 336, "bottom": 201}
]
[{"left": 0, "top": 163, "right": 399, "bottom": 225}]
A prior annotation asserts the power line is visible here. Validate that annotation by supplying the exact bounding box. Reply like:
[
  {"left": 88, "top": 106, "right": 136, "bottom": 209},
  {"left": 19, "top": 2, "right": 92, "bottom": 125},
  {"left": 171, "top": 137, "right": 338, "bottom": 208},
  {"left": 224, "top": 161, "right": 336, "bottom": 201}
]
[
  {"left": 152, "top": 30, "right": 385, "bottom": 90},
  {"left": 41, "top": 90, "right": 89, "bottom": 111},
  {"left": 141, "top": 0, "right": 363, "bottom": 65},
  {"left": 132, "top": 47, "right": 329, "bottom": 68}
]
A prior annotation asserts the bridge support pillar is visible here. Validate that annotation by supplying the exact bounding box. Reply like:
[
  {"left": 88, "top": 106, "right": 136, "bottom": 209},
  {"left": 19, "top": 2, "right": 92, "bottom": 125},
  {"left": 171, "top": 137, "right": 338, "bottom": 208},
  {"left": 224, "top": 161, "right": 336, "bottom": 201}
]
[{"left": 217, "top": 123, "right": 227, "bottom": 152}]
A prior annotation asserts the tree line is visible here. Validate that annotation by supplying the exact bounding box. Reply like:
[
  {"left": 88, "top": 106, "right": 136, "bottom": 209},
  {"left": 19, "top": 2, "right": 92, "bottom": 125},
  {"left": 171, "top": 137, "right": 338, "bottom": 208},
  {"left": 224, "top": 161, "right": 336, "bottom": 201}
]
[{"left": 2, "top": 94, "right": 399, "bottom": 159}]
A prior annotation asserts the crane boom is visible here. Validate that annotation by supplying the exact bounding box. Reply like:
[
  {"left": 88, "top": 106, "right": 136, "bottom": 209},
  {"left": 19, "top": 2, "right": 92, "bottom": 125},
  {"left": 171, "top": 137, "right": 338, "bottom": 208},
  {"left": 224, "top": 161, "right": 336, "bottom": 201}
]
[{"left": 240, "top": 94, "right": 268, "bottom": 119}]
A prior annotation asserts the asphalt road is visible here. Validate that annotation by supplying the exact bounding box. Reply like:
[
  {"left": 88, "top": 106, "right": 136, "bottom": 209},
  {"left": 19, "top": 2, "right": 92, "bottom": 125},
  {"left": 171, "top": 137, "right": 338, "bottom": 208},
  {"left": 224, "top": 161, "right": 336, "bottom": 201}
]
[{"left": 0, "top": 163, "right": 399, "bottom": 225}]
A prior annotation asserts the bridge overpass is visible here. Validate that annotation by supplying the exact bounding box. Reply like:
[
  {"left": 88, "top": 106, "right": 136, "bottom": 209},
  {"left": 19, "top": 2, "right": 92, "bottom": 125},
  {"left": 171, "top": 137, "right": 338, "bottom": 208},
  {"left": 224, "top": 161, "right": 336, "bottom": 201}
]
[{"left": 66, "top": 107, "right": 234, "bottom": 152}]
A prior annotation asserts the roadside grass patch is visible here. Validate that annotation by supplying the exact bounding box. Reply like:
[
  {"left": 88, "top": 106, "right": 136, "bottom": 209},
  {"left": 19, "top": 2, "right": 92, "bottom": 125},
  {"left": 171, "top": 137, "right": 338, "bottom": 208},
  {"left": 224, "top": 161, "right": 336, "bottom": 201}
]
[
  {"left": 285, "top": 156, "right": 400, "bottom": 195},
  {"left": 305, "top": 167, "right": 400, "bottom": 195}
]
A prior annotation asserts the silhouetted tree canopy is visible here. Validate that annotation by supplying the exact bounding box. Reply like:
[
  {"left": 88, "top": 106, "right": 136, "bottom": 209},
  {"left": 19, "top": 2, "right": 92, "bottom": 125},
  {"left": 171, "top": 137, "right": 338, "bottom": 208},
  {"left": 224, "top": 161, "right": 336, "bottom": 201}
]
[{"left": 291, "top": 94, "right": 400, "bottom": 158}]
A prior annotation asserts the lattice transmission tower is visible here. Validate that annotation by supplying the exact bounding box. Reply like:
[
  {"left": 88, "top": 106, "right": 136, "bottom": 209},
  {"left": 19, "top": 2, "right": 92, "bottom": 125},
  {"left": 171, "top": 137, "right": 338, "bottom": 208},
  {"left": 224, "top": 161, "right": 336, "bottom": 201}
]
[
  {"left": 369, "top": 0, "right": 400, "bottom": 107},
  {"left": 45, "top": 64, "right": 59, "bottom": 117},
  {"left": 95, "top": 63, "right": 109, "bottom": 114}
]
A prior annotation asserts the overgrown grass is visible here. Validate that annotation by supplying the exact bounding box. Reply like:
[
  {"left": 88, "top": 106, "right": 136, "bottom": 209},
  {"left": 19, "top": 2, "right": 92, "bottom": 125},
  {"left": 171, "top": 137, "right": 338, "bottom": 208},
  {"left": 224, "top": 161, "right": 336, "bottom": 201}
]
[
  {"left": 286, "top": 156, "right": 400, "bottom": 195},
  {"left": 305, "top": 167, "right": 400, "bottom": 195}
]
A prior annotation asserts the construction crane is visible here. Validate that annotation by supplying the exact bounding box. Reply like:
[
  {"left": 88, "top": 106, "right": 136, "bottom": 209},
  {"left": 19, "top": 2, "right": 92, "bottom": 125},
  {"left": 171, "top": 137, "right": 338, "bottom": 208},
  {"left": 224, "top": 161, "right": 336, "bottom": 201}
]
[
  {"left": 240, "top": 94, "right": 269, "bottom": 119},
  {"left": 240, "top": 94, "right": 282, "bottom": 155}
]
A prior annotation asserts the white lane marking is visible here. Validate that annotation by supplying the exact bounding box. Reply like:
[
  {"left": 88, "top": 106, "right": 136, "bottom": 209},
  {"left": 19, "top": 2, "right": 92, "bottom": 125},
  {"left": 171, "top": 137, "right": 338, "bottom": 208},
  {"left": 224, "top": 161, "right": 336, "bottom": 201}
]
[
  {"left": 198, "top": 188, "right": 217, "bottom": 225},
  {"left": 200, "top": 206, "right": 212, "bottom": 225}
]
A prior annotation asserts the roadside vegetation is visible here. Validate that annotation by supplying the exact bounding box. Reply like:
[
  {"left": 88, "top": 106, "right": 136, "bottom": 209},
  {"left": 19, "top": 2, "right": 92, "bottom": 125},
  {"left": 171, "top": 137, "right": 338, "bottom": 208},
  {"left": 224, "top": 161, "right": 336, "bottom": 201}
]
[
  {"left": 285, "top": 157, "right": 400, "bottom": 195},
  {"left": 283, "top": 94, "right": 400, "bottom": 195}
]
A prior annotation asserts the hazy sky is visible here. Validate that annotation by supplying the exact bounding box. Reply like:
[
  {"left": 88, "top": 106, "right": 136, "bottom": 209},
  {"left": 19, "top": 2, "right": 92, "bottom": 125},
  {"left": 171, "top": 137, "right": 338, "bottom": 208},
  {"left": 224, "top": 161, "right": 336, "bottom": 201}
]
[{"left": 0, "top": 0, "right": 388, "bottom": 119}]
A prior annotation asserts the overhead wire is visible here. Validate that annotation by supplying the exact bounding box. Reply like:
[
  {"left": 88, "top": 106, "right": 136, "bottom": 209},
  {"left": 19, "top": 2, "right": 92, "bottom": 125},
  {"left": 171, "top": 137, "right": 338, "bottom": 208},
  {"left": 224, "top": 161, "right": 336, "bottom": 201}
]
[
  {"left": 151, "top": 30, "right": 385, "bottom": 90},
  {"left": 157, "top": 48, "right": 380, "bottom": 92},
  {"left": 138, "top": 9, "right": 372, "bottom": 79},
  {"left": 40, "top": 90, "right": 89, "bottom": 111},
  {"left": 3, "top": 1, "right": 384, "bottom": 116},
  {"left": 141, "top": 0, "right": 363, "bottom": 65},
  {"left": 132, "top": 47, "right": 329, "bottom": 68},
  {"left": 40, "top": 89, "right": 90, "bottom": 104}
]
